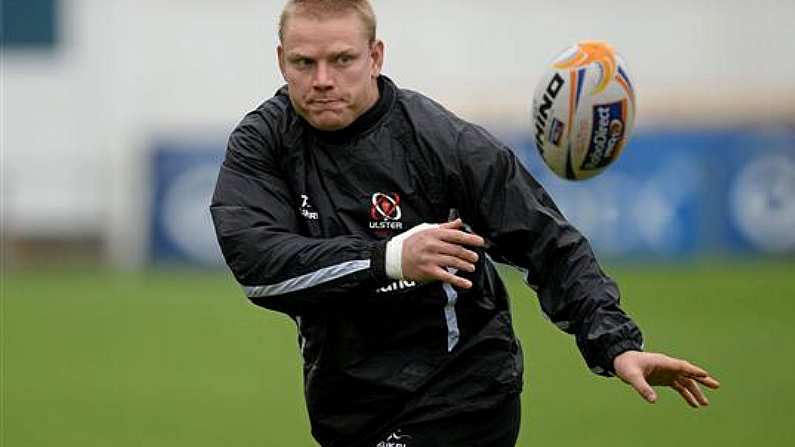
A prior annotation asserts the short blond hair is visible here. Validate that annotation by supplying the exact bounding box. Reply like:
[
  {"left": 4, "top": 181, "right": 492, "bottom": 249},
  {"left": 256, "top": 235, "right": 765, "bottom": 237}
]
[{"left": 279, "top": 0, "right": 377, "bottom": 43}]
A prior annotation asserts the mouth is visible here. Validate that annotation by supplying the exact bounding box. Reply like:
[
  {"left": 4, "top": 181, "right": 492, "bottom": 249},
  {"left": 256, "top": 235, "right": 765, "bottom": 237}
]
[{"left": 309, "top": 98, "right": 343, "bottom": 107}]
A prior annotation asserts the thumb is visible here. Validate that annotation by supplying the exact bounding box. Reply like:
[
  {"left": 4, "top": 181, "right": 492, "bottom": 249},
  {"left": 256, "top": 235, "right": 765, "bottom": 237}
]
[
  {"left": 439, "top": 218, "right": 463, "bottom": 230},
  {"left": 626, "top": 374, "right": 658, "bottom": 404}
]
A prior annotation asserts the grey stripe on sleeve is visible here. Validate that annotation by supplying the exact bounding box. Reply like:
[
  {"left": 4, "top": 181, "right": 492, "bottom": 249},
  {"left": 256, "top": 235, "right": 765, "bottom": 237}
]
[
  {"left": 442, "top": 268, "right": 461, "bottom": 352},
  {"left": 243, "top": 259, "right": 371, "bottom": 298}
]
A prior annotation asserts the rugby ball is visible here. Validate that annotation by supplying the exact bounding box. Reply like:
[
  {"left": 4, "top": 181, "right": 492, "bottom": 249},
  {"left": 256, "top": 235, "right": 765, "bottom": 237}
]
[{"left": 532, "top": 41, "right": 636, "bottom": 180}]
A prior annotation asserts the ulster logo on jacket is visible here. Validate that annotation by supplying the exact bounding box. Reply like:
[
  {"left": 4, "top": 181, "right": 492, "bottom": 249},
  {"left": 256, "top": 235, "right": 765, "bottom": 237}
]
[{"left": 369, "top": 192, "right": 403, "bottom": 231}]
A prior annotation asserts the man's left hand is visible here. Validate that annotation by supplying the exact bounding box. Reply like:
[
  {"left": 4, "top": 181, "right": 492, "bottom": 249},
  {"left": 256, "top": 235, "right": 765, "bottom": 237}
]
[{"left": 613, "top": 350, "right": 721, "bottom": 408}]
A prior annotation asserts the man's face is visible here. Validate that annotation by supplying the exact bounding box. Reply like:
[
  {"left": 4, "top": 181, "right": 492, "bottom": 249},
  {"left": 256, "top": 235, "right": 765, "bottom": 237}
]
[{"left": 278, "top": 10, "right": 384, "bottom": 131}]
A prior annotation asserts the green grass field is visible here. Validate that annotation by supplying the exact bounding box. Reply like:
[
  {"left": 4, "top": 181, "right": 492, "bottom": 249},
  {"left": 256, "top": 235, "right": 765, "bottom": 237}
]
[{"left": 3, "top": 260, "right": 794, "bottom": 446}]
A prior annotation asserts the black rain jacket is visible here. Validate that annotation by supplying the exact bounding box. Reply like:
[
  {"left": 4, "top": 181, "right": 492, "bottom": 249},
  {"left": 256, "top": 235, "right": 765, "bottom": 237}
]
[{"left": 211, "top": 76, "right": 643, "bottom": 447}]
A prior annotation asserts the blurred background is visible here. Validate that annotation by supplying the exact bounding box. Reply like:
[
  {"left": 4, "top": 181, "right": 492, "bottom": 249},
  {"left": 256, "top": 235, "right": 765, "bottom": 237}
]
[{"left": 3, "top": 0, "right": 794, "bottom": 446}]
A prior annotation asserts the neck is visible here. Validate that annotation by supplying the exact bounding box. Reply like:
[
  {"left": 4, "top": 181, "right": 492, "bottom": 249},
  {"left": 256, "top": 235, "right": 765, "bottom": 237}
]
[{"left": 309, "top": 75, "right": 392, "bottom": 144}]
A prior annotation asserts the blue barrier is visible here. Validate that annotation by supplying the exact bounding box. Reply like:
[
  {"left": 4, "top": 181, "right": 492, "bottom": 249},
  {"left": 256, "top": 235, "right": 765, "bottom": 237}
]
[
  {"left": 149, "top": 141, "right": 226, "bottom": 265},
  {"left": 509, "top": 126, "right": 795, "bottom": 257},
  {"left": 149, "top": 127, "right": 795, "bottom": 265}
]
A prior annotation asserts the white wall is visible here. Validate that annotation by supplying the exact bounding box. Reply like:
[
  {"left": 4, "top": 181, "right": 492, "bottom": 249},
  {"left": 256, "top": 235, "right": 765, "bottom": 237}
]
[
  {"left": 3, "top": 0, "right": 794, "bottom": 266},
  {"left": 379, "top": 0, "right": 795, "bottom": 125}
]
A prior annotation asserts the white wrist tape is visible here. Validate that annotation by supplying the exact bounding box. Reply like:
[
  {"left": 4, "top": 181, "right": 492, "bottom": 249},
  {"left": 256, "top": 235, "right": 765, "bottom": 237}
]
[{"left": 385, "top": 223, "right": 439, "bottom": 280}]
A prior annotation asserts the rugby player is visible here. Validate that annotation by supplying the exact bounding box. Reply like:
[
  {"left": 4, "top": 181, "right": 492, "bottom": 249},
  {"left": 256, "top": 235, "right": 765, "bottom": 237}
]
[{"left": 211, "top": 1, "right": 720, "bottom": 445}]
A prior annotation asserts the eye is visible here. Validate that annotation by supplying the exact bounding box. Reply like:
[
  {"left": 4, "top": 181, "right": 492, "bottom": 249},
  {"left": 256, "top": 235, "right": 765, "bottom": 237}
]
[
  {"left": 336, "top": 54, "right": 353, "bottom": 65},
  {"left": 292, "top": 57, "right": 313, "bottom": 69}
]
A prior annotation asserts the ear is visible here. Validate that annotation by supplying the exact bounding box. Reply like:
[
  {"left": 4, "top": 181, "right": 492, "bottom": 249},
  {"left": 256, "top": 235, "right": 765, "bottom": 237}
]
[
  {"left": 369, "top": 39, "right": 384, "bottom": 78},
  {"left": 277, "top": 45, "right": 287, "bottom": 81}
]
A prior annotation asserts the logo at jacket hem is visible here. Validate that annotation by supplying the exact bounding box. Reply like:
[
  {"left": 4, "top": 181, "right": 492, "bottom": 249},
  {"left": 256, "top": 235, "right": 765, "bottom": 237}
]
[
  {"left": 369, "top": 192, "right": 403, "bottom": 231},
  {"left": 376, "top": 429, "right": 412, "bottom": 447}
]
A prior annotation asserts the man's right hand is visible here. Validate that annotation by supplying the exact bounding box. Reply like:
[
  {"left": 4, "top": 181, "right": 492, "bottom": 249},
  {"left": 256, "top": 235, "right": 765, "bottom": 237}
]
[{"left": 399, "top": 219, "right": 485, "bottom": 289}]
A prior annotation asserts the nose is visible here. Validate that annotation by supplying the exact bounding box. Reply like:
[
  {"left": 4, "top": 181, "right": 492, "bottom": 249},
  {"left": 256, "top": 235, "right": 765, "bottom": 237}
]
[{"left": 312, "top": 62, "right": 333, "bottom": 91}]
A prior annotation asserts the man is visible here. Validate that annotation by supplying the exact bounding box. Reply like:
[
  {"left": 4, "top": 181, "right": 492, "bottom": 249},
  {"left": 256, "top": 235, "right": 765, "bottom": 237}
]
[{"left": 210, "top": 1, "right": 720, "bottom": 446}]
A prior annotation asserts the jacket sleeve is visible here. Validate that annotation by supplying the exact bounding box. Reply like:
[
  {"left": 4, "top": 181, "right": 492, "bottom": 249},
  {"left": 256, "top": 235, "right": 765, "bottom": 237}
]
[
  {"left": 452, "top": 123, "right": 643, "bottom": 376},
  {"left": 210, "top": 113, "right": 389, "bottom": 315}
]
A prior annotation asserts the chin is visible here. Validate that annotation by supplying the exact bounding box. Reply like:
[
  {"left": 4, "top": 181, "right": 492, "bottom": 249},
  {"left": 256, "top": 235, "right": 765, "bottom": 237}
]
[{"left": 309, "top": 114, "right": 353, "bottom": 132}]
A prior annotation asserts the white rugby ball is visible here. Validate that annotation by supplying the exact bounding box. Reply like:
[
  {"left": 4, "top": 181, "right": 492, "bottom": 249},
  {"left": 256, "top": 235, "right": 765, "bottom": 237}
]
[{"left": 532, "top": 41, "right": 636, "bottom": 180}]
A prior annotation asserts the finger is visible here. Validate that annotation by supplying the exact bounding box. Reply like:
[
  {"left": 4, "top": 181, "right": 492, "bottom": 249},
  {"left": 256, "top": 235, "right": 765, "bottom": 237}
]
[
  {"left": 672, "top": 381, "right": 699, "bottom": 408},
  {"left": 624, "top": 373, "right": 658, "bottom": 404},
  {"left": 679, "top": 361, "right": 721, "bottom": 389},
  {"left": 437, "top": 255, "right": 476, "bottom": 273},
  {"left": 680, "top": 378, "right": 710, "bottom": 406},
  {"left": 439, "top": 218, "right": 463, "bottom": 230},
  {"left": 436, "top": 241, "right": 479, "bottom": 263},
  {"left": 438, "top": 229, "right": 485, "bottom": 248},
  {"left": 695, "top": 375, "right": 721, "bottom": 390},
  {"left": 678, "top": 360, "right": 711, "bottom": 378},
  {"left": 433, "top": 266, "right": 473, "bottom": 289}
]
